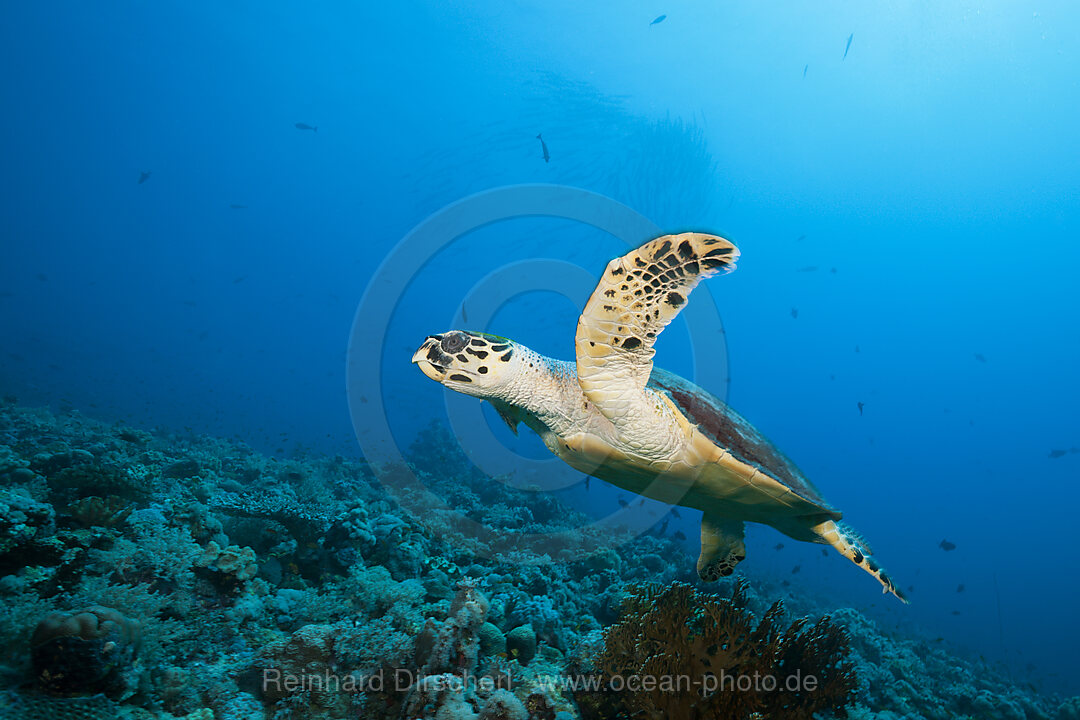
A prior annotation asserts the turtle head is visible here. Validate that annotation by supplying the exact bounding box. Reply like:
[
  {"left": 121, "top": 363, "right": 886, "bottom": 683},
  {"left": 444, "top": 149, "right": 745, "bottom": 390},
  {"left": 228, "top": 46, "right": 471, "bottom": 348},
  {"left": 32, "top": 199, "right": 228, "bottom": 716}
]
[{"left": 412, "top": 331, "right": 519, "bottom": 399}]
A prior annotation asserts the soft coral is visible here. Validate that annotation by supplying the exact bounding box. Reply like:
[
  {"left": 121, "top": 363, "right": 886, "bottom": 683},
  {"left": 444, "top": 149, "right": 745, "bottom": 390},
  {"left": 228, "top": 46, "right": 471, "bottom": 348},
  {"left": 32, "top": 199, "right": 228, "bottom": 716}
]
[{"left": 575, "top": 580, "right": 857, "bottom": 720}]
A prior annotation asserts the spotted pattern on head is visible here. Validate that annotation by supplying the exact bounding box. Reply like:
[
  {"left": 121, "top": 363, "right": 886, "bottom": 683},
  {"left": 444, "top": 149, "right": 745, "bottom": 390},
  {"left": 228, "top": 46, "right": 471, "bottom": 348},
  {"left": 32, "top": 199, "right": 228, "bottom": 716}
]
[
  {"left": 576, "top": 233, "right": 740, "bottom": 405},
  {"left": 413, "top": 331, "right": 519, "bottom": 390}
]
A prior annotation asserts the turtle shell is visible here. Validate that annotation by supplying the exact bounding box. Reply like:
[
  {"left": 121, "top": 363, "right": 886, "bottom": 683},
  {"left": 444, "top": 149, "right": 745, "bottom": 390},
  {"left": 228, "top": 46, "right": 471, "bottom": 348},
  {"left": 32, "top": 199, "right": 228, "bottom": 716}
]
[{"left": 649, "top": 367, "right": 838, "bottom": 515}]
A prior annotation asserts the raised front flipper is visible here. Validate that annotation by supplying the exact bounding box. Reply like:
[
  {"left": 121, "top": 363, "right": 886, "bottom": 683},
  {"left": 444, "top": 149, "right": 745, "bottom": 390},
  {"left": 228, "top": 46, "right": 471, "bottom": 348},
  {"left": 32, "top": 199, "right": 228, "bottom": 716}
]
[{"left": 575, "top": 233, "right": 739, "bottom": 423}]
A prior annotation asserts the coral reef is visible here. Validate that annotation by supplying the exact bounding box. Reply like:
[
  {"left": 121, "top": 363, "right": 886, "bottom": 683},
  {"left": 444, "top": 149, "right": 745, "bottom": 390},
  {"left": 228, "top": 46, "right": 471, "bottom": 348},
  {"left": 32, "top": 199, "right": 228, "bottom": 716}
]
[
  {"left": 0, "top": 403, "right": 1066, "bottom": 720},
  {"left": 1058, "top": 697, "right": 1080, "bottom": 720}
]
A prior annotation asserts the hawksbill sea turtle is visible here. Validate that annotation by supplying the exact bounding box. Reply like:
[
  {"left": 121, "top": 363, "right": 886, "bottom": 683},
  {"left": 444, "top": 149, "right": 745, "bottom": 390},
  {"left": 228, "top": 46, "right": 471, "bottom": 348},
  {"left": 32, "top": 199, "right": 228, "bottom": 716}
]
[{"left": 412, "top": 233, "right": 907, "bottom": 602}]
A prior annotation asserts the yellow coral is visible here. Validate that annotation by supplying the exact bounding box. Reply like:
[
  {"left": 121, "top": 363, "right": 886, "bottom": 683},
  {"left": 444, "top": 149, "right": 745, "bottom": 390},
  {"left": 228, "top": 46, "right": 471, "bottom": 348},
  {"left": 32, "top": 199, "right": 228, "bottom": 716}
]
[{"left": 196, "top": 541, "right": 258, "bottom": 582}]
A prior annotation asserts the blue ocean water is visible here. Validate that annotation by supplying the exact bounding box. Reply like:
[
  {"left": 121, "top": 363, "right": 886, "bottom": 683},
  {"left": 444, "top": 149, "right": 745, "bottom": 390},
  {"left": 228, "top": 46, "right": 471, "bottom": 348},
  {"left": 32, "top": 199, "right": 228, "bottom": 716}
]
[{"left": 2, "top": 0, "right": 1078, "bottom": 711}]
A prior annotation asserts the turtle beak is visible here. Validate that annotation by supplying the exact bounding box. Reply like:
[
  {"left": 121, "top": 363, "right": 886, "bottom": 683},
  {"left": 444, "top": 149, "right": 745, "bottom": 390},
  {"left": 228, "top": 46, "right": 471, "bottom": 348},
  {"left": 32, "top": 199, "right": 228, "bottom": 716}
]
[
  {"left": 412, "top": 337, "right": 448, "bottom": 382},
  {"left": 414, "top": 358, "right": 446, "bottom": 382}
]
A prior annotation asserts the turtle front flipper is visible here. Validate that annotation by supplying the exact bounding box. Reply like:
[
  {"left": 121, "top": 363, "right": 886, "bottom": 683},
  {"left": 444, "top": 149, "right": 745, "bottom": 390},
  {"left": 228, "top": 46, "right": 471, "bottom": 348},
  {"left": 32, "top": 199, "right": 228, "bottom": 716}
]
[
  {"left": 575, "top": 233, "right": 739, "bottom": 422},
  {"left": 815, "top": 519, "right": 909, "bottom": 604},
  {"left": 697, "top": 514, "right": 746, "bottom": 581}
]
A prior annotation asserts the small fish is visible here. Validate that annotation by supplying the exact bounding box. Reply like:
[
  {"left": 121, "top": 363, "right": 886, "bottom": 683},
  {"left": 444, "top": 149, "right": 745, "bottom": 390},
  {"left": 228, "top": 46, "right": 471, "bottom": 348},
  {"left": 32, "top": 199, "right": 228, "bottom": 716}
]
[
  {"left": 1048, "top": 449, "right": 1067, "bottom": 459},
  {"left": 855, "top": 345, "right": 860, "bottom": 353},
  {"left": 830, "top": 267, "right": 837, "bottom": 274},
  {"left": 821, "top": 548, "right": 828, "bottom": 557},
  {"left": 638, "top": 499, "right": 645, "bottom": 506},
  {"left": 934, "top": 637, "right": 944, "bottom": 643},
  {"left": 939, "top": 539, "right": 957, "bottom": 552},
  {"left": 774, "top": 543, "right": 785, "bottom": 551},
  {"left": 462, "top": 304, "right": 469, "bottom": 323},
  {"left": 907, "top": 585, "right": 915, "bottom": 593},
  {"left": 956, "top": 583, "right": 965, "bottom": 593},
  {"left": 791, "top": 307, "right": 798, "bottom": 319},
  {"left": 650, "top": 14, "right": 666, "bottom": 25},
  {"left": 673, "top": 530, "right": 687, "bottom": 541},
  {"left": 781, "top": 580, "right": 791, "bottom": 587},
  {"left": 670, "top": 508, "right": 681, "bottom": 518},
  {"left": 584, "top": 477, "right": 590, "bottom": 491},
  {"left": 295, "top": 122, "right": 318, "bottom": 132},
  {"left": 796, "top": 234, "right": 806, "bottom": 242},
  {"left": 857, "top": 402, "right": 864, "bottom": 416},
  {"left": 229, "top": 204, "right": 247, "bottom": 209},
  {"left": 138, "top": 171, "right": 151, "bottom": 184},
  {"left": 618, "top": 499, "right": 629, "bottom": 508},
  {"left": 791, "top": 565, "right": 801, "bottom": 575},
  {"left": 536, "top": 133, "right": 550, "bottom": 163},
  {"left": 797, "top": 266, "right": 818, "bottom": 272},
  {"left": 36, "top": 273, "right": 47, "bottom": 282},
  {"left": 657, "top": 519, "right": 669, "bottom": 535},
  {"left": 843, "top": 33, "right": 853, "bottom": 60},
  {"left": 974, "top": 353, "right": 987, "bottom": 363},
  {"left": 803, "top": 64, "right": 808, "bottom": 78},
  {"left": 951, "top": 610, "right": 961, "bottom": 616}
]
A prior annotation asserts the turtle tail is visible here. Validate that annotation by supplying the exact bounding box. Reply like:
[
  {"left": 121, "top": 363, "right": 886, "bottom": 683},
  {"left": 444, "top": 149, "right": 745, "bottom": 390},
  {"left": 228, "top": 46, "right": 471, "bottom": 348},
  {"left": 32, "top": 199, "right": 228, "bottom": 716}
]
[{"left": 817, "top": 519, "right": 908, "bottom": 604}]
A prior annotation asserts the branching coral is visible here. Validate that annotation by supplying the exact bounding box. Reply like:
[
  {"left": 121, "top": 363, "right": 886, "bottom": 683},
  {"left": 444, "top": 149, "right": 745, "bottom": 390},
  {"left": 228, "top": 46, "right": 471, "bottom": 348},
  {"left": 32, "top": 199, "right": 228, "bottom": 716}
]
[{"left": 576, "top": 580, "right": 857, "bottom": 720}]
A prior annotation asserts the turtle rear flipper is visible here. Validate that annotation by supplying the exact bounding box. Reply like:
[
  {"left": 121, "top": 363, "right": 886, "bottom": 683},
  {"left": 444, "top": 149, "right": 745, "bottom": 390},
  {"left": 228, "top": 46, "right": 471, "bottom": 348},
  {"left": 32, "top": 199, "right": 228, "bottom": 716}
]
[
  {"left": 697, "top": 514, "right": 746, "bottom": 581},
  {"left": 836, "top": 521, "right": 874, "bottom": 556},
  {"left": 816, "top": 519, "right": 909, "bottom": 603}
]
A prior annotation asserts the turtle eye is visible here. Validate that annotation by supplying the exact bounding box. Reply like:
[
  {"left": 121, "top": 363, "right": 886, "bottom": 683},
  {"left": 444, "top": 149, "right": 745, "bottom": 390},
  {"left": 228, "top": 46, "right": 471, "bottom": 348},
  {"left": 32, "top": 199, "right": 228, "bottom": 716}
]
[{"left": 441, "top": 333, "right": 467, "bottom": 354}]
